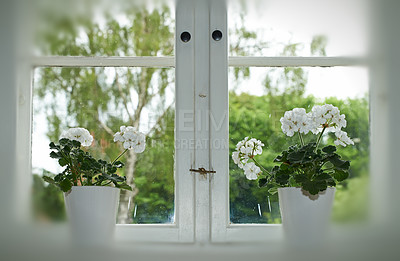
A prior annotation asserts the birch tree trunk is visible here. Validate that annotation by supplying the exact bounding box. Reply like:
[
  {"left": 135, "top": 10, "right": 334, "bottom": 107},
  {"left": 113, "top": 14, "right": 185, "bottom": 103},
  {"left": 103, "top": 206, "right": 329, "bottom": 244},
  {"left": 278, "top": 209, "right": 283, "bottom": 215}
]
[{"left": 117, "top": 149, "right": 138, "bottom": 224}]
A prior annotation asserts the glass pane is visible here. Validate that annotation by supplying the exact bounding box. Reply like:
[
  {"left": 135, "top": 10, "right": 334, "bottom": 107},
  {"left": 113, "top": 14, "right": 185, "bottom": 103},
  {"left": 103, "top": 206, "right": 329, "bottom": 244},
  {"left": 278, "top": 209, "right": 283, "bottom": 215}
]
[
  {"left": 31, "top": 0, "right": 174, "bottom": 56},
  {"left": 229, "top": 66, "right": 369, "bottom": 224},
  {"left": 32, "top": 67, "right": 175, "bottom": 224},
  {"left": 228, "top": 0, "right": 368, "bottom": 57}
]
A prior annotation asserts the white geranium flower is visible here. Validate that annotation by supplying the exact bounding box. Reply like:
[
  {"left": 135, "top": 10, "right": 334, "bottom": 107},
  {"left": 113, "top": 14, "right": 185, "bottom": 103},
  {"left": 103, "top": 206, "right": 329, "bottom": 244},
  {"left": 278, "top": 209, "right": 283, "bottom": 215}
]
[
  {"left": 60, "top": 127, "right": 93, "bottom": 147},
  {"left": 240, "top": 146, "right": 253, "bottom": 155},
  {"left": 334, "top": 130, "right": 354, "bottom": 147},
  {"left": 113, "top": 125, "right": 127, "bottom": 142},
  {"left": 243, "top": 162, "right": 261, "bottom": 180},
  {"left": 232, "top": 151, "right": 241, "bottom": 165},
  {"left": 332, "top": 114, "right": 347, "bottom": 129},
  {"left": 232, "top": 137, "right": 264, "bottom": 169},
  {"left": 114, "top": 126, "right": 146, "bottom": 153},
  {"left": 310, "top": 104, "right": 343, "bottom": 134},
  {"left": 133, "top": 132, "right": 146, "bottom": 153},
  {"left": 280, "top": 108, "right": 312, "bottom": 136}
]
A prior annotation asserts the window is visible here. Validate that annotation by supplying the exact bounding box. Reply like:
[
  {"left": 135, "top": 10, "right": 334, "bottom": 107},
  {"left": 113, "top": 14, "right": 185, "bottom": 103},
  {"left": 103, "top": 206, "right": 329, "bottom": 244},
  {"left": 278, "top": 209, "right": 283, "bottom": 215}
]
[
  {"left": 17, "top": 0, "right": 369, "bottom": 244},
  {"left": 211, "top": 0, "right": 369, "bottom": 242},
  {"left": 23, "top": 0, "right": 194, "bottom": 242}
]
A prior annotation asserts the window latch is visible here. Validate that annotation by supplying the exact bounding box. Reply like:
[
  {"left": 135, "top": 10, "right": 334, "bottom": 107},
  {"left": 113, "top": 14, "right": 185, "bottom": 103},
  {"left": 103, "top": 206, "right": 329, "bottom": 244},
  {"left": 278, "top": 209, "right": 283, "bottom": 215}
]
[{"left": 189, "top": 167, "right": 216, "bottom": 175}]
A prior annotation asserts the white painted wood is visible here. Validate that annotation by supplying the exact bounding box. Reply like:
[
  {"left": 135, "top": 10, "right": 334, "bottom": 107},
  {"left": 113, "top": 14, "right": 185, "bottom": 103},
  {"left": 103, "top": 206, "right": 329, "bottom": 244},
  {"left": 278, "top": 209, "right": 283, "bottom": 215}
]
[
  {"left": 225, "top": 224, "right": 283, "bottom": 242},
  {"left": 175, "top": 0, "right": 196, "bottom": 242},
  {"left": 30, "top": 56, "right": 175, "bottom": 68},
  {"left": 193, "top": 0, "right": 212, "bottom": 243},
  {"left": 16, "top": 62, "right": 33, "bottom": 223},
  {"left": 115, "top": 224, "right": 180, "bottom": 242},
  {"left": 29, "top": 56, "right": 366, "bottom": 68},
  {"left": 228, "top": 56, "right": 367, "bottom": 67},
  {"left": 0, "top": 1, "right": 18, "bottom": 226},
  {"left": 209, "top": 0, "right": 229, "bottom": 242}
]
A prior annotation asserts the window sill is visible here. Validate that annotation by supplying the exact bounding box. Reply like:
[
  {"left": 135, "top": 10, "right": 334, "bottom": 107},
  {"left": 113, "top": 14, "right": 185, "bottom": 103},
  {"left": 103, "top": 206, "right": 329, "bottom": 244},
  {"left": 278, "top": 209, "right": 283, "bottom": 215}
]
[{"left": 2, "top": 222, "right": 398, "bottom": 261}]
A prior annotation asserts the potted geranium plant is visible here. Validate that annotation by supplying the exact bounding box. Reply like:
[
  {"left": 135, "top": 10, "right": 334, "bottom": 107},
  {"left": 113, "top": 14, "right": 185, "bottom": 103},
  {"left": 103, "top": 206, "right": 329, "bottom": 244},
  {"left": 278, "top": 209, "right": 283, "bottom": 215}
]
[
  {"left": 42, "top": 126, "right": 146, "bottom": 245},
  {"left": 232, "top": 104, "right": 354, "bottom": 246}
]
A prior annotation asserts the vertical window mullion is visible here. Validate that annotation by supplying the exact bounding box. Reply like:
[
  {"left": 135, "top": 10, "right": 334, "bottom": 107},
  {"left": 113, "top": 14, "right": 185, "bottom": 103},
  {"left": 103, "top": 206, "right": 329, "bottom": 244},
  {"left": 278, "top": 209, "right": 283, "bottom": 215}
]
[
  {"left": 175, "top": 0, "right": 196, "bottom": 242},
  {"left": 209, "top": 0, "right": 229, "bottom": 242},
  {"left": 193, "top": 0, "right": 212, "bottom": 243}
]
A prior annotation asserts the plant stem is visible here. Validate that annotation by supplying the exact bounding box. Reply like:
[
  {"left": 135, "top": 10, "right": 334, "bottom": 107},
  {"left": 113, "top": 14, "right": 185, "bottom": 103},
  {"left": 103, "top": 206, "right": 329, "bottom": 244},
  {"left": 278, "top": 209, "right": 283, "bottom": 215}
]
[
  {"left": 315, "top": 126, "right": 327, "bottom": 152},
  {"left": 298, "top": 132, "right": 305, "bottom": 146},
  {"left": 112, "top": 149, "right": 128, "bottom": 165},
  {"left": 251, "top": 157, "right": 271, "bottom": 175}
]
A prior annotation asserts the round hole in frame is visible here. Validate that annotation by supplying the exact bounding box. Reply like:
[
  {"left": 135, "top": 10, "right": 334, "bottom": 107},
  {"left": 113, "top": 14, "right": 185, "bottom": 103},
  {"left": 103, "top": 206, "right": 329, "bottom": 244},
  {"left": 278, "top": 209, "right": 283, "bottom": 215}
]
[
  {"left": 212, "top": 30, "right": 223, "bottom": 41},
  {"left": 180, "top": 31, "right": 191, "bottom": 43}
]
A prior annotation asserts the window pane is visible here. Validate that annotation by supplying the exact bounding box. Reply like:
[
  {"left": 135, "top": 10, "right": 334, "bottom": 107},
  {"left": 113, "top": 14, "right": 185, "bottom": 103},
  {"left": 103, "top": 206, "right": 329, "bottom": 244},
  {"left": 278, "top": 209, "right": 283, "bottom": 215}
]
[
  {"left": 229, "top": 66, "right": 369, "bottom": 224},
  {"left": 228, "top": 0, "right": 368, "bottom": 57},
  {"left": 32, "top": 66, "right": 175, "bottom": 224},
  {"left": 32, "top": 0, "right": 174, "bottom": 57}
]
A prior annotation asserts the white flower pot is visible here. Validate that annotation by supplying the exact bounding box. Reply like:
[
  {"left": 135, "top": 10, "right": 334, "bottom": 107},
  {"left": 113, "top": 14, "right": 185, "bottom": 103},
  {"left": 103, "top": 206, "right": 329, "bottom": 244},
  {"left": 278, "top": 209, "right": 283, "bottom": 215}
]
[
  {"left": 278, "top": 187, "right": 335, "bottom": 247},
  {"left": 64, "top": 186, "right": 120, "bottom": 246}
]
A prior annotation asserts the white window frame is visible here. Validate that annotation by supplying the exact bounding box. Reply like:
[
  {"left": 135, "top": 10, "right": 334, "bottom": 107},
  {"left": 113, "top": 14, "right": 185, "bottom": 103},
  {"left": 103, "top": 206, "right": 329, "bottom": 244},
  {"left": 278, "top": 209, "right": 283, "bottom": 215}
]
[
  {"left": 17, "top": 0, "right": 198, "bottom": 243},
  {"left": 15, "top": 0, "right": 369, "bottom": 244},
  {"left": 210, "top": 55, "right": 367, "bottom": 243},
  {"left": 207, "top": 0, "right": 368, "bottom": 243}
]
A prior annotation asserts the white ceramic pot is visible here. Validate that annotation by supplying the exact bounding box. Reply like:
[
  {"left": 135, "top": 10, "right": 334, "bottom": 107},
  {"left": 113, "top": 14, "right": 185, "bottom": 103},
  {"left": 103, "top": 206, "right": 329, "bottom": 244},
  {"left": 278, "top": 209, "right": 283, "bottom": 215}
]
[
  {"left": 64, "top": 186, "right": 120, "bottom": 246},
  {"left": 278, "top": 187, "right": 335, "bottom": 247}
]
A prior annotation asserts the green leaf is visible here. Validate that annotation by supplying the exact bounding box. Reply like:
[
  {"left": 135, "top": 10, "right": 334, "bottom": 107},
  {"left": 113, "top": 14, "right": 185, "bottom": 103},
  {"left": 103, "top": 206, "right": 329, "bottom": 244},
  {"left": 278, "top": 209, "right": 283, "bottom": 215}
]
[
  {"left": 101, "top": 173, "right": 124, "bottom": 183},
  {"left": 328, "top": 155, "right": 350, "bottom": 170},
  {"left": 50, "top": 151, "right": 61, "bottom": 159},
  {"left": 302, "top": 180, "right": 327, "bottom": 195},
  {"left": 63, "top": 145, "right": 71, "bottom": 154},
  {"left": 54, "top": 173, "right": 64, "bottom": 182},
  {"left": 59, "top": 138, "right": 69, "bottom": 146},
  {"left": 115, "top": 183, "right": 132, "bottom": 191},
  {"left": 113, "top": 161, "right": 124, "bottom": 168},
  {"left": 327, "top": 178, "right": 336, "bottom": 187},
  {"left": 42, "top": 176, "right": 57, "bottom": 186},
  {"left": 258, "top": 178, "right": 269, "bottom": 187},
  {"left": 314, "top": 172, "right": 331, "bottom": 181},
  {"left": 268, "top": 187, "right": 278, "bottom": 195},
  {"left": 71, "top": 140, "right": 81, "bottom": 148},
  {"left": 322, "top": 145, "right": 336, "bottom": 155},
  {"left": 333, "top": 170, "right": 349, "bottom": 182},
  {"left": 287, "top": 151, "right": 304, "bottom": 163},
  {"left": 275, "top": 172, "right": 290, "bottom": 185},
  {"left": 58, "top": 158, "right": 69, "bottom": 167},
  {"left": 49, "top": 142, "right": 57, "bottom": 149},
  {"left": 59, "top": 179, "right": 72, "bottom": 192},
  {"left": 294, "top": 174, "right": 308, "bottom": 183}
]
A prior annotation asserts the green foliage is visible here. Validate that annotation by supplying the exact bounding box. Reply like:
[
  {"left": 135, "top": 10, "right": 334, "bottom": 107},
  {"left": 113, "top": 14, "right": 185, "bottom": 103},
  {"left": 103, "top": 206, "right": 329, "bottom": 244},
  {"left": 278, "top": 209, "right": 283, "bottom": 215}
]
[
  {"left": 263, "top": 142, "right": 350, "bottom": 195},
  {"left": 43, "top": 138, "right": 131, "bottom": 192},
  {"left": 333, "top": 175, "right": 369, "bottom": 222},
  {"left": 133, "top": 108, "right": 175, "bottom": 223},
  {"left": 311, "top": 35, "right": 328, "bottom": 56},
  {"left": 32, "top": 173, "right": 66, "bottom": 222}
]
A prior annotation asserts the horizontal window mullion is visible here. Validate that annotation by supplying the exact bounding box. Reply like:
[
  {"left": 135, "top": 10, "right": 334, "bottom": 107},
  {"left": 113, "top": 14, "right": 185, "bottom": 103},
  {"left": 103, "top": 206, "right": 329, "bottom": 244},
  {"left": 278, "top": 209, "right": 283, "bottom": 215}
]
[
  {"left": 29, "top": 56, "right": 366, "bottom": 68},
  {"left": 30, "top": 56, "right": 175, "bottom": 68},
  {"left": 228, "top": 56, "right": 367, "bottom": 67}
]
